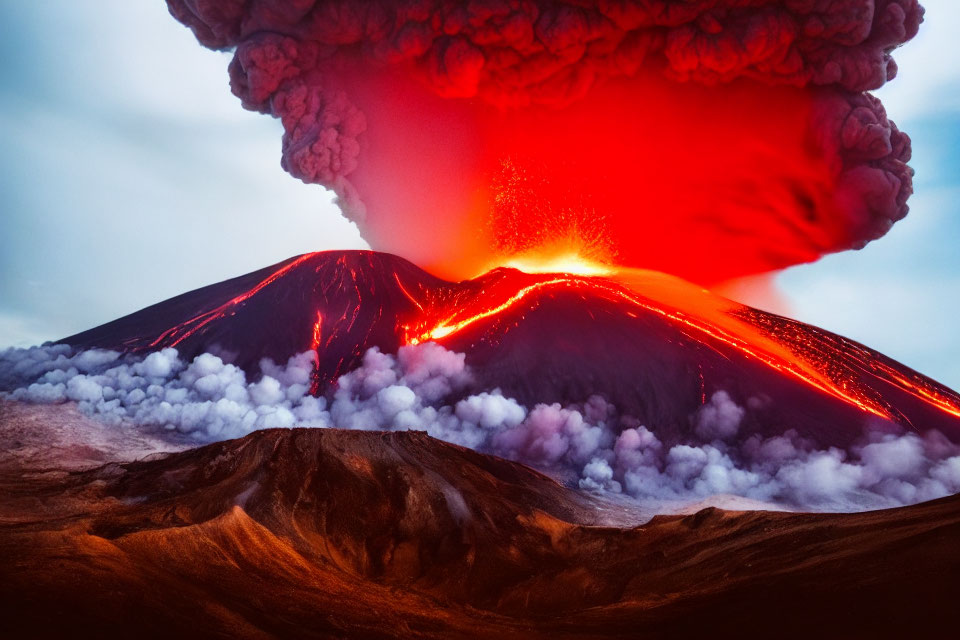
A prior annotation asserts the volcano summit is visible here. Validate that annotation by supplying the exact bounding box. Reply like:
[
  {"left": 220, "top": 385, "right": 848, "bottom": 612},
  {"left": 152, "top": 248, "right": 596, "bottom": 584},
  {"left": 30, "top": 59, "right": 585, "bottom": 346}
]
[{"left": 64, "top": 250, "right": 960, "bottom": 446}]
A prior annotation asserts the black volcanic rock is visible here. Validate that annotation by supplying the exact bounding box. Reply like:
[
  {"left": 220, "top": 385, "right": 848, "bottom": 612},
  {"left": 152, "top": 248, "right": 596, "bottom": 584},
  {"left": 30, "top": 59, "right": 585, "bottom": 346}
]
[
  {"left": 65, "top": 251, "right": 441, "bottom": 382},
  {"left": 93, "top": 427, "right": 614, "bottom": 608},
  {"left": 1, "top": 427, "right": 959, "bottom": 639},
  {"left": 63, "top": 250, "right": 960, "bottom": 446}
]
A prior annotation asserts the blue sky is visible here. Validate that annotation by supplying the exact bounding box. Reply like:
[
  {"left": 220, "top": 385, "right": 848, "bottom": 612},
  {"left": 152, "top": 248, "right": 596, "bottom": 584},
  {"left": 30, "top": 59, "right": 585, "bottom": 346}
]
[
  {"left": 1, "top": 1, "right": 958, "bottom": 388},
  {"left": 0, "top": 1, "right": 366, "bottom": 347}
]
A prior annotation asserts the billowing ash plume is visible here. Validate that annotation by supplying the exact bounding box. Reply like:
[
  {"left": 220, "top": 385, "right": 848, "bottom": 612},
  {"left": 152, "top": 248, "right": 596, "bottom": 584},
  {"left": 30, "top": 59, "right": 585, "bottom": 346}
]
[
  {"left": 4, "top": 342, "right": 959, "bottom": 512},
  {"left": 165, "top": 0, "right": 921, "bottom": 283}
]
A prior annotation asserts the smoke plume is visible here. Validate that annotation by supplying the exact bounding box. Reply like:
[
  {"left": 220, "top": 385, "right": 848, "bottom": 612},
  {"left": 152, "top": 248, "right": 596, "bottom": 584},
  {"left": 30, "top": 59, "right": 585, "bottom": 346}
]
[
  {"left": 4, "top": 342, "right": 958, "bottom": 512},
  {"left": 166, "top": 0, "right": 921, "bottom": 284}
]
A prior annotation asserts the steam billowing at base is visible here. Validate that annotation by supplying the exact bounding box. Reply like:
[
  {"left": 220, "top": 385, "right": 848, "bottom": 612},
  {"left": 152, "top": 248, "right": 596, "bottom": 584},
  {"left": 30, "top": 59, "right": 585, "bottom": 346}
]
[
  {"left": 4, "top": 342, "right": 959, "bottom": 512},
  {"left": 1, "top": 0, "right": 941, "bottom": 519},
  {"left": 166, "top": 0, "right": 921, "bottom": 283}
]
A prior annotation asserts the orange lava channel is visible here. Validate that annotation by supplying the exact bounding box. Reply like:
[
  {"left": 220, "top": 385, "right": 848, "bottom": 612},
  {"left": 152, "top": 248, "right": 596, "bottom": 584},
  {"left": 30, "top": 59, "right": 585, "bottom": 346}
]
[
  {"left": 402, "top": 268, "right": 960, "bottom": 423},
  {"left": 149, "top": 253, "right": 321, "bottom": 349},
  {"left": 406, "top": 278, "right": 573, "bottom": 344}
]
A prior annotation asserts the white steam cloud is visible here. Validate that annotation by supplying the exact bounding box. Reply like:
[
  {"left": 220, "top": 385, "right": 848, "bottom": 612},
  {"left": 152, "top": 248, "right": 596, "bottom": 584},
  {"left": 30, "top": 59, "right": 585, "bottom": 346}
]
[{"left": 3, "top": 343, "right": 960, "bottom": 512}]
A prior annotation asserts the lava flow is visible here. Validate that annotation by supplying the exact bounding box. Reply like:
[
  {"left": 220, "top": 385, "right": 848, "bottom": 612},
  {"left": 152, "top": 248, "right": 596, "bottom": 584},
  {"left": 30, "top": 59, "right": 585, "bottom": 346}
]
[
  {"left": 145, "top": 252, "right": 322, "bottom": 350},
  {"left": 65, "top": 250, "right": 960, "bottom": 447},
  {"left": 398, "top": 264, "right": 960, "bottom": 424}
]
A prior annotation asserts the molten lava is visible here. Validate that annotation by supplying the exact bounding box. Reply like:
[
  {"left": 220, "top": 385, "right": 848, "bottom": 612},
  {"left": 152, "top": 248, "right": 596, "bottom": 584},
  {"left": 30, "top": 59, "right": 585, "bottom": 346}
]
[
  {"left": 398, "top": 264, "right": 960, "bottom": 423},
  {"left": 497, "top": 252, "right": 613, "bottom": 278},
  {"left": 146, "top": 253, "right": 321, "bottom": 350}
]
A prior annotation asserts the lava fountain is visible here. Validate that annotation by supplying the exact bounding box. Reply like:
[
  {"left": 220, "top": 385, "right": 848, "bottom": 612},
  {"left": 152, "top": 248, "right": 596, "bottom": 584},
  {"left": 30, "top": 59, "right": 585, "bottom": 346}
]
[{"left": 137, "top": 1, "right": 953, "bottom": 446}]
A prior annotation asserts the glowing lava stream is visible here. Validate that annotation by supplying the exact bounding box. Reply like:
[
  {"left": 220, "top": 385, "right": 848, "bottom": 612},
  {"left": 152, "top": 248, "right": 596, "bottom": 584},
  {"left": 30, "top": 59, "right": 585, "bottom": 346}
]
[
  {"left": 308, "top": 310, "right": 324, "bottom": 395},
  {"left": 148, "top": 253, "right": 322, "bottom": 349},
  {"left": 407, "top": 277, "right": 574, "bottom": 342},
  {"left": 401, "top": 267, "right": 960, "bottom": 423}
]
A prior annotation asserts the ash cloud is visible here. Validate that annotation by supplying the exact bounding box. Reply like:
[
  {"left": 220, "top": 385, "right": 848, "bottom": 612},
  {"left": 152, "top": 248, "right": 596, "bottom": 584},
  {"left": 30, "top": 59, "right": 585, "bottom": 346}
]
[
  {"left": 4, "top": 342, "right": 959, "bottom": 512},
  {"left": 165, "top": 0, "right": 921, "bottom": 280},
  {"left": 171, "top": 1, "right": 922, "bottom": 96}
]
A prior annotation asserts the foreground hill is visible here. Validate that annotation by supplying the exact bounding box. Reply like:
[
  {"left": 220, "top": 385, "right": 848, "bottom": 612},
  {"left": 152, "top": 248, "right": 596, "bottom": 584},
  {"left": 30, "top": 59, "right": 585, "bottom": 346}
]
[{"left": 2, "top": 423, "right": 958, "bottom": 639}]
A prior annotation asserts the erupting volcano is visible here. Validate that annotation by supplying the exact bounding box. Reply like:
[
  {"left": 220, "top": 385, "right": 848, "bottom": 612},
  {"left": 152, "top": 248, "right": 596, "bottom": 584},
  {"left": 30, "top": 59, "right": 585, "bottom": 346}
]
[
  {"left": 65, "top": 250, "right": 960, "bottom": 449},
  {"left": 5, "top": 1, "right": 960, "bottom": 638}
]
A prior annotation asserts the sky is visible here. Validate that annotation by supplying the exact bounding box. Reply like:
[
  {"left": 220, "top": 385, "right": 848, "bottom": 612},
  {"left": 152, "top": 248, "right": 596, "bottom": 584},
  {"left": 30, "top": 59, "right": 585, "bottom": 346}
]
[
  {"left": 1, "top": 1, "right": 958, "bottom": 388},
  {"left": 778, "top": 0, "right": 960, "bottom": 389}
]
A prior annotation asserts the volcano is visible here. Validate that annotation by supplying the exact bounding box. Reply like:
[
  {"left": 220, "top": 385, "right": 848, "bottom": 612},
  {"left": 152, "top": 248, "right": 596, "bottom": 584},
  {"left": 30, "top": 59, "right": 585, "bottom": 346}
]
[{"left": 64, "top": 250, "right": 960, "bottom": 448}]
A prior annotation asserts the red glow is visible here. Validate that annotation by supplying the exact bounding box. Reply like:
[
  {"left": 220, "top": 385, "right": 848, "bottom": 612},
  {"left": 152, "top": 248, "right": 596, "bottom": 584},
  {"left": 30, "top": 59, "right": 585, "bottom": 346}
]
[
  {"left": 309, "top": 311, "right": 324, "bottom": 395},
  {"left": 343, "top": 69, "right": 849, "bottom": 286},
  {"left": 310, "top": 311, "right": 324, "bottom": 352}
]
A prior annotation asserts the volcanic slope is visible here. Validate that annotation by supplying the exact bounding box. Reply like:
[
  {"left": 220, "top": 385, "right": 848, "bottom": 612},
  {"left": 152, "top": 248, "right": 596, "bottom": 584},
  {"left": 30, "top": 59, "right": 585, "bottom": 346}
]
[
  {"left": 1, "top": 426, "right": 958, "bottom": 639},
  {"left": 65, "top": 250, "right": 960, "bottom": 446}
]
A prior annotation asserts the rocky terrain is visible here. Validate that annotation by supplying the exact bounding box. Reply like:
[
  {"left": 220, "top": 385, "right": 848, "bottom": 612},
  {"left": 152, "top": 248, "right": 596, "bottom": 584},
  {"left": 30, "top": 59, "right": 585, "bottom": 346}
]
[{"left": 2, "top": 413, "right": 958, "bottom": 639}]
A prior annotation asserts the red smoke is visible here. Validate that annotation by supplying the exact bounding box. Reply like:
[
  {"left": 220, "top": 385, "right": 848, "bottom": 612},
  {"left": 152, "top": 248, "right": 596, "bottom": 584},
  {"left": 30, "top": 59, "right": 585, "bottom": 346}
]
[{"left": 167, "top": 0, "right": 921, "bottom": 285}]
